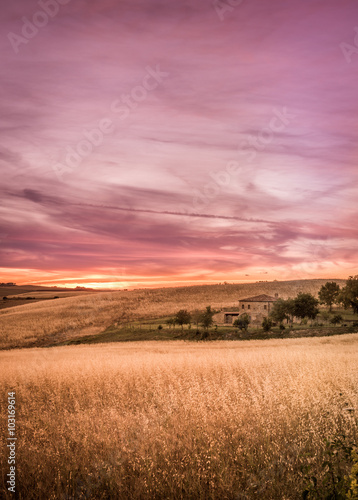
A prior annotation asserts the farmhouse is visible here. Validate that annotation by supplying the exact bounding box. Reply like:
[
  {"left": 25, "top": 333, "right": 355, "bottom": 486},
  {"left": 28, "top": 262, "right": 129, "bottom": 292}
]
[{"left": 224, "top": 293, "right": 279, "bottom": 324}]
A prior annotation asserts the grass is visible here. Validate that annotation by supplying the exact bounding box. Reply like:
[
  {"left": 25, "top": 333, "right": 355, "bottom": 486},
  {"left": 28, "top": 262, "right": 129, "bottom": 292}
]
[
  {"left": 54, "top": 306, "right": 358, "bottom": 347},
  {"left": 1, "top": 335, "right": 357, "bottom": 499},
  {"left": 60, "top": 324, "right": 185, "bottom": 344},
  {"left": 57, "top": 322, "right": 358, "bottom": 347}
]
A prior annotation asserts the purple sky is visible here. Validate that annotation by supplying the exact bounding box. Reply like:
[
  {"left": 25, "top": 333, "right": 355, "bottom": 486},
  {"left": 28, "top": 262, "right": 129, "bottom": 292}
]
[{"left": 1, "top": 0, "right": 358, "bottom": 288}]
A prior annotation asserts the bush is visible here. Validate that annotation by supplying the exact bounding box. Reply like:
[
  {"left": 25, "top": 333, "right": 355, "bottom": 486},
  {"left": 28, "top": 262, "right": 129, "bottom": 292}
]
[
  {"left": 157, "top": 325, "right": 163, "bottom": 330},
  {"left": 262, "top": 317, "right": 273, "bottom": 332},
  {"left": 233, "top": 314, "right": 250, "bottom": 332},
  {"left": 320, "top": 311, "right": 331, "bottom": 323},
  {"left": 330, "top": 314, "right": 343, "bottom": 325}
]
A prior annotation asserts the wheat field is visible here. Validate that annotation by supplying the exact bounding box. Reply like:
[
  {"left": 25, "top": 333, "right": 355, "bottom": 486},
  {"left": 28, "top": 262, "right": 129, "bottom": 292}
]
[
  {"left": 1, "top": 334, "right": 357, "bottom": 499},
  {"left": 0, "top": 279, "right": 346, "bottom": 349}
]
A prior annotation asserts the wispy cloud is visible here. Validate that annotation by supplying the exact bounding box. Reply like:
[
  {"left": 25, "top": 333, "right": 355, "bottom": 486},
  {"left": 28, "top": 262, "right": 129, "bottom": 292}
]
[{"left": 0, "top": 0, "right": 357, "bottom": 286}]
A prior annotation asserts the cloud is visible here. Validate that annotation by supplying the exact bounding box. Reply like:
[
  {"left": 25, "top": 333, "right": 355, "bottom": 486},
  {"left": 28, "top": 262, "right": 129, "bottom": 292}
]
[{"left": 0, "top": 0, "right": 357, "bottom": 285}]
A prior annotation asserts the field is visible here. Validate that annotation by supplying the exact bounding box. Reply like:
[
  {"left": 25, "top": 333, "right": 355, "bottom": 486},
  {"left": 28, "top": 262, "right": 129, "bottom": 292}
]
[
  {"left": 1, "top": 335, "right": 357, "bottom": 499},
  {"left": 0, "top": 286, "right": 98, "bottom": 311},
  {"left": 0, "top": 285, "right": 94, "bottom": 297},
  {"left": 6, "top": 291, "right": 98, "bottom": 300},
  {"left": 0, "top": 279, "right": 347, "bottom": 350}
]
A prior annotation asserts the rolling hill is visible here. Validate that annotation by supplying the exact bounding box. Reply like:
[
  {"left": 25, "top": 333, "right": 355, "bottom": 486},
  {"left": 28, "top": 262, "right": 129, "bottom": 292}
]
[{"left": 0, "top": 279, "right": 347, "bottom": 350}]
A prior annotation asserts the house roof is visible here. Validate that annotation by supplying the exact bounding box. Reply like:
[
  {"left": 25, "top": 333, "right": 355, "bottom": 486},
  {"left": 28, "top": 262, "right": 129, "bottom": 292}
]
[{"left": 239, "top": 294, "right": 278, "bottom": 302}]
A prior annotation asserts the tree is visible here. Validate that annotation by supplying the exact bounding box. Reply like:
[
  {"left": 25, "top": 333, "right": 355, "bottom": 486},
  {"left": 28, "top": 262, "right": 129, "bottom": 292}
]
[
  {"left": 166, "top": 318, "right": 176, "bottom": 329},
  {"left": 200, "top": 306, "right": 215, "bottom": 330},
  {"left": 262, "top": 317, "right": 273, "bottom": 332},
  {"left": 330, "top": 314, "right": 343, "bottom": 326},
  {"left": 339, "top": 276, "right": 358, "bottom": 314},
  {"left": 191, "top": 310, "right": 203, "bottom": 330},
  {"left": 234, "top": 313, "right": 250, "bottom": 332},
  {"left": 293, "top": 293, "right": 319, "bottom": 321},
  {"left": 285, "top": 298, "right": 296, "bottom": 323},
  {"left": 269, "top": 299, "right": 290, "bottom": 324},
  {"left": 318, "top": 282, "right": 340, "bottom": 312},
  {"left": 174, "top": 310, "right": 191, "bottom": 330},
  {"left": 270, "top": 298, "right": 295, "bottom": 324}
]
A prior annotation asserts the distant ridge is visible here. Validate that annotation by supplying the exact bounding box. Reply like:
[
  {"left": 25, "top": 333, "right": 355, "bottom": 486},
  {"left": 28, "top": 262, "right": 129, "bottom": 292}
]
[{"left": 0, "top": 283, "right": 96, "bottom": 296}]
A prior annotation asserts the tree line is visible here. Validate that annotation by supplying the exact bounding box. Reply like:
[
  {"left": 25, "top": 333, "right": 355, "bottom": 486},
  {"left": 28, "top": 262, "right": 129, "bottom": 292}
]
[{"left": 167, "top": 306, "right": 216, "bottom": 331}]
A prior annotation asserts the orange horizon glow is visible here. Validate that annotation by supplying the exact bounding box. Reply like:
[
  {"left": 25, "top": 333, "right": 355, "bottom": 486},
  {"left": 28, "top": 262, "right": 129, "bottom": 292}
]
[{"left": 2, "top": 265, "right": 355, "bottom": 291}]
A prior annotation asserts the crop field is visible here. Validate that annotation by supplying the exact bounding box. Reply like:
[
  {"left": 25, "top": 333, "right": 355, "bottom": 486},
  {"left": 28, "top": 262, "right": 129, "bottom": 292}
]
[{"left": 1, "top": 335, "right": 357, "bottom": 499}]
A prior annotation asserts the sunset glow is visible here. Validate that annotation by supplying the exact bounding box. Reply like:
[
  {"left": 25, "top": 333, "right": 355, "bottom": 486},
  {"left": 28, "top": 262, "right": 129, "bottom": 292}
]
[{"left": 1, "top": 0, "right": 358, "bottom": 288}]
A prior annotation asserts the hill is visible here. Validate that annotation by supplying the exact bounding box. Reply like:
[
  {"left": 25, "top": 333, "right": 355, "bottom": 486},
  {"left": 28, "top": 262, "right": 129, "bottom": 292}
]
[
  {"left": 0, "top": 284, "right": 99, "bottom": 311},
  {"left": 0, "top": 283, "right": 96, "bottom": 296},
  {"left": 0, "top": 279, "right": 348, "bottom": 350}
]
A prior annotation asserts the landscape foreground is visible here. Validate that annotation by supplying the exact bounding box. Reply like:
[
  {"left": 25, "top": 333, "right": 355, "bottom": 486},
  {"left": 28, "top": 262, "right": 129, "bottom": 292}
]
[{"left": 1, "top": 336, "right": 358, "bottom": 499}]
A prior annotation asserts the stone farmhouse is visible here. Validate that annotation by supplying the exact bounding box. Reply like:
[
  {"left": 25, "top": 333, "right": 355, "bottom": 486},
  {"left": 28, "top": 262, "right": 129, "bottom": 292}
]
[{"left": 223, "top": 293, "right": 279, "bottom": 324}]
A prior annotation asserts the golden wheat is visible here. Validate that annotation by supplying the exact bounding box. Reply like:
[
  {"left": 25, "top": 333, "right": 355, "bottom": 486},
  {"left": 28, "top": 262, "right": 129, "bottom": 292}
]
[{"left": 0, "top": 335, "right": 357, "bottom": 498}]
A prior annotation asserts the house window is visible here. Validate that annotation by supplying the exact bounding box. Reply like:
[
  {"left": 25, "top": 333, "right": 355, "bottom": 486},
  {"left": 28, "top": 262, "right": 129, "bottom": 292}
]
[
  {"left": 248, "top": 304, "right": 251, "bottom": 310},
  {"left": 242, "top": 304, "right": 245, "bottom": 309},
  {"left": 264, "top": 305, "right": 267, "bottom": 310}
]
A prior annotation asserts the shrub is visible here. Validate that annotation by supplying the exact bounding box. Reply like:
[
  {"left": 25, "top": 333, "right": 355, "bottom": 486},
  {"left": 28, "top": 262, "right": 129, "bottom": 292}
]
[
  {"left": 320, "top": 311, "right": 331, "bottom": 323},
  {"left": 262, "top": 317, "right": 273, "bottom": 332},
  {"left": 233, "top": 313, "right": 250, "bottom": 332},
  {"left": 330, "top": 314, "right": 343, "bottom": 325}
]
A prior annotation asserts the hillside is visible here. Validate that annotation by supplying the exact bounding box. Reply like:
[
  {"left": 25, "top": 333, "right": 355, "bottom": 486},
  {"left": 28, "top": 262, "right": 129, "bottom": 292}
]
[
  {"left": 0, "top": 279, "right": 347, "bottom": 350},
  {"left": 0, "top": 284, "right": 99, "bottom": 311},
  {"left": 0, "top": 283, "right": 94, "bottom": 296}
]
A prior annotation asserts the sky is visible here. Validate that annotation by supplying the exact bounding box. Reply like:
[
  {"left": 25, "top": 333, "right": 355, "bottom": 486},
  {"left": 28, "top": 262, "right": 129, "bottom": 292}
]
[{"left": 0, "top": 0, "right": 358, "bottom": 289}]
